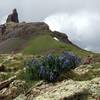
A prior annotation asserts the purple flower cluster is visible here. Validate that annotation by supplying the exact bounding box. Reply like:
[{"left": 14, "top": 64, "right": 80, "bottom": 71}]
[{"left": 25, "top": 52, "right": 81, "bottom": 82}]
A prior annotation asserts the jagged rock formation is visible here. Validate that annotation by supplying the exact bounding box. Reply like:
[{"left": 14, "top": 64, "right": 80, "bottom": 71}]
[
  {"left": 0, "top": 21, "right": 75, "bottom": 54},
  {"left": 0, "top": 22, "right": 49, "bottom": 41},
  {"left": 51, "top": 31, "right": 82, "bottom": 49},
  {"left": 51, "top": 31, "right": 71, "bottom": 44},
  {"left": 6, "top": 9, "right": 19, "bottom": 23}
]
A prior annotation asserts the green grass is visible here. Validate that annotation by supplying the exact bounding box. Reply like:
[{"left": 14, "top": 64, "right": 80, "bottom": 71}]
[
  {"left": 22, "top": 35, "right": 64, "bottom": 54},
  {"left": 16, "top": 70, "right": 39, "bottom": 89},
  {"left": 22, "top": 34, "right": 91, "bottom": 57}
]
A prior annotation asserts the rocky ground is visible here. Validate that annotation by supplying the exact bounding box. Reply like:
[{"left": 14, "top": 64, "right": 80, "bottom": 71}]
[
  {"left": 0, "top": 54, "right": 100, "bottom": 100},
  {"left": 14, "top": 77, "right": 100, "bottom": 100}
]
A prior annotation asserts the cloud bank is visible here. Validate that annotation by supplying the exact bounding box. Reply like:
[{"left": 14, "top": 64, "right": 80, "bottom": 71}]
[{"left": 44, "top": 11, "right": 100, "bottom": 53}]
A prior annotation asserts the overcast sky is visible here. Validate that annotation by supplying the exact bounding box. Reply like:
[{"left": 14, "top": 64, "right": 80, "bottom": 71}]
[{"left": 0, "top": 0, "right": 100, "bottom": 53}]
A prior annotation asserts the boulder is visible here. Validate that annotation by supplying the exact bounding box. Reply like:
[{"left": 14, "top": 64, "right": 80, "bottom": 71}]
[
  {"left": 6, "top": 9, "right": 19, "bottom": 23},
  {"left": 0, "top": 80, "right": 27, "bottom": 100},
  {"left": 0, "top": 76, "right": 16, "bottom": 90}
]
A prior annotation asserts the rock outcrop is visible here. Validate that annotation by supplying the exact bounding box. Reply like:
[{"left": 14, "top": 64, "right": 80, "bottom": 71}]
[
  {"left": 0, "top": 79, "right": 27, "bottom": 100},
  {"left": 15, "top": 77, "right": 100, "bottom": 100},
  {"left": 25, "top": 80, "right": 89, "bottom": 100},
  {"left": 51, "top": 31, "right": 71, "bottom": 44},
  {"left": 6, "top": 9, "right": 19, "bottom": 23},
  {"left": 51, "top": 31, "right": 80, "bottom": 49},
  {"left": 0, "top": 22, "right": 50, "bottom": 41}
]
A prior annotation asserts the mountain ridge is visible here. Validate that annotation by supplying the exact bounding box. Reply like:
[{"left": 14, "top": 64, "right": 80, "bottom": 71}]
[
  {"left": 0, "top": 9, "right": 92, "bottom": 56},
  {"left": 0, "top": 21, "right": 85, "bottom": 55}
]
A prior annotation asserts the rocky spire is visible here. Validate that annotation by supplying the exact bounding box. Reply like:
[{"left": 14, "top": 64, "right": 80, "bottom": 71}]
[{"left": 6, "top": 9, "right": 19, "bottom": 23}]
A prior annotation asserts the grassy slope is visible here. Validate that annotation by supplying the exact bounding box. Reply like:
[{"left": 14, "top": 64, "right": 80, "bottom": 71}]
[
  {"left": 22, "top": 33, "right": 91, "bottom": 57},
  {"left": 0, "top": 38, "right": 26, "bottom": 53},
  {"left": 0, "top": 29, "right": 94, "bottom": 57}
]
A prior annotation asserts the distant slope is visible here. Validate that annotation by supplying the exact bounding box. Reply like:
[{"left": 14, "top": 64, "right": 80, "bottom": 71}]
[
  {"left": 0, "top": 22, "right": 92, "bottom": 56},
  {"left": 22, "top": 34, "right": 91, "bottom": 56}
]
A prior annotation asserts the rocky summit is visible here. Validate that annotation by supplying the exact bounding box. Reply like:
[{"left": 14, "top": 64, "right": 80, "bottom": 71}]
[
  {"left": 6, "top": 9, "right": 19, "bottom": 23},
  {"left": 0, "top": 9, "right": 76, "bottom": 54}
]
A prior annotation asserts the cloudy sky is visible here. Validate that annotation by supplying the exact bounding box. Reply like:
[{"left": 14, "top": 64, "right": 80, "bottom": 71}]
[{"left": 0, "top": 0, "right": 100, "bottom": 53}]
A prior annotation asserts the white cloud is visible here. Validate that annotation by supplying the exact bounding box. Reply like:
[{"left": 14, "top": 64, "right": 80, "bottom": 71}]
[{"left": 44, "top": 11, "right": 100, "bottom": 53}]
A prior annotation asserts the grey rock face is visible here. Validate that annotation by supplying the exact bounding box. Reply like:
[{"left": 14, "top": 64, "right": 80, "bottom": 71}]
[{"left": 6, "top": 9, "right": 19, "bottom": 23}]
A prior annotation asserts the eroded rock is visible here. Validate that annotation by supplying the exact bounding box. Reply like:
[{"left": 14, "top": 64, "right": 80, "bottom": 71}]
[
  {"left": 6, "top": 9, "right": 19, "bottom": 23},
  {"left": 26, "top": 80, "right": 89, "bottom": 100}
]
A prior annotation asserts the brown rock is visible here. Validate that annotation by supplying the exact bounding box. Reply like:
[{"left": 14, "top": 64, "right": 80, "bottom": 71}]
[
  {"left": 6, "top": 9, "right": 19, "bottom": 23},
  {"left": 83, "top": 55, "right": 93, "bottom": 65}
]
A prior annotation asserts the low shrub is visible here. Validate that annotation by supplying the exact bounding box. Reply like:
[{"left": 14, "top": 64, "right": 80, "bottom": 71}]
[{"left": 24, "top": 51, "right": 81, "bottom": 82}]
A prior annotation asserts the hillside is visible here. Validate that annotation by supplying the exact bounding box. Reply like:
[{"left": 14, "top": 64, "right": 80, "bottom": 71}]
[
  {"left": 0, "top": 8, "right": 94, "bottom": 56},
  {"left": 0, "top": 21, "right": 92, "bottom": 57}
]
